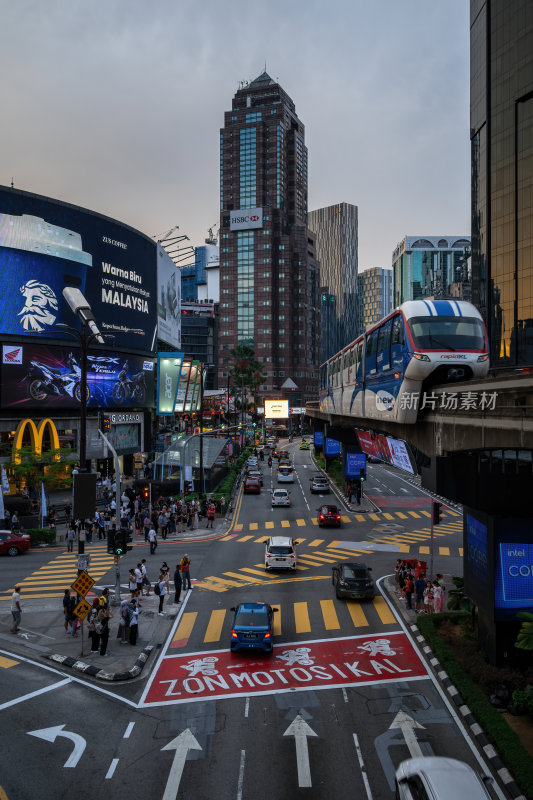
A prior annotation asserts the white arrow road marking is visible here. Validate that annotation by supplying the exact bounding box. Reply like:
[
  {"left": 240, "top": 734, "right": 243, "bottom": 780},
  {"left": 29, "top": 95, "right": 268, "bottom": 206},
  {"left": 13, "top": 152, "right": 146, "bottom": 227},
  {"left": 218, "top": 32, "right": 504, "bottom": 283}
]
[
  {"left": 27, "top": 724, "right": 86, "bottom": 768},
  {"left": 283, "top": 714, "right": 318, "bottom": 788},
  {"left": 161, "top": 729, "right": 202, "bottom": 800},
  {"left": 400, "top": 488, "right": 409, "bottom": 493},
  {"left": 390, "top": 711, "right": 425, "bottom": 759}
]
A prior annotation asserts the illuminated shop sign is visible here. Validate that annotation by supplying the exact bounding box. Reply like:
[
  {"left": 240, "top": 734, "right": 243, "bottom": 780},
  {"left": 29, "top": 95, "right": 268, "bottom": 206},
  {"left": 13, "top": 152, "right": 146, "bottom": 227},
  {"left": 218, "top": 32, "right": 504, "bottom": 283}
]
[{"left": 229, "top": 207, "right": 263, "bottom": 231}]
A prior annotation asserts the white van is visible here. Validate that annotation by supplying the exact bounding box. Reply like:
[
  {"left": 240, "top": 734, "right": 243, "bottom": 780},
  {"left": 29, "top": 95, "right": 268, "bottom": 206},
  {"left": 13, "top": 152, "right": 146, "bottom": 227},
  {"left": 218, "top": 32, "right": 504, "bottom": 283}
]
[{"left": 263, "top": 536, "right": 300, "bottom": 571}]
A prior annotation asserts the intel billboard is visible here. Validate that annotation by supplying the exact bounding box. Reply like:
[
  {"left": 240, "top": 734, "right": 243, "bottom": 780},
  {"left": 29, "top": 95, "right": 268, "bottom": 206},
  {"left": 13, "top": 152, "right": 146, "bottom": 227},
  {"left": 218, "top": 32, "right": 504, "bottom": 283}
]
[{"left": 0, "top": 186, "right": 157, "bottom": 352}]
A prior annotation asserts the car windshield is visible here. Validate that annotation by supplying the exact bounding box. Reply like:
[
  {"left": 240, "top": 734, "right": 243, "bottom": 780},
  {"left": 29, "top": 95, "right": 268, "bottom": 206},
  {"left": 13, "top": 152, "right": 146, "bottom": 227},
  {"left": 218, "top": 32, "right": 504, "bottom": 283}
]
[
  {"left": 273, "top": 491, "right": 287, "bottom": 496},
  {"left": 236, "top": 610, "right": 268, "bottom": 626},
  {"left": 343, "top": 567, "right": 368, "bottom": 580},
  {"left": 279, "top": 467, "right": 292, "bottom": 474},
  {"left": 407, "top": 316, "right": 485, "bottom": 350},
  {"left": 320, "top": 506, "right": 335, "bottom": 513},
  {"left": 269, "top": 546, "right": 293, "bottom": 555}
]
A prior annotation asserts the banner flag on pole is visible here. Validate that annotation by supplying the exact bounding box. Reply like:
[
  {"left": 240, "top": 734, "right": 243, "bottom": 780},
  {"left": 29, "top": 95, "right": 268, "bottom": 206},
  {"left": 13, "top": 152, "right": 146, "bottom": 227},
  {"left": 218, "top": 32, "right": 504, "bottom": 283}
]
[
  {"left": 41, "top": 481, "right": 47, "bottom": 520},
  {"left": 1, "top": 467, "right": 10, "bottom": 495}
]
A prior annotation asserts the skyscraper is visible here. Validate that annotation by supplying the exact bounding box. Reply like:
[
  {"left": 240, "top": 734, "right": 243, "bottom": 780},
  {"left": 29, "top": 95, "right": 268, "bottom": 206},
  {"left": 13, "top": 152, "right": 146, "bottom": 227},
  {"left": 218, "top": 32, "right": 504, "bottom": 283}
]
[
  {"left": 392, "top": 235, "right": 471, "bottom": 307},
  {"left": 470, "top": 0, "right": 533, "bottom": 367},
  {"left": 308, "top": 202, "right": 359, "bottom": 361},
  {"left": 218, "top": 72, "right": 320, "bottom": 403},
  {"left": 358, "top": 267, "right": 393, "bottom": 333}
]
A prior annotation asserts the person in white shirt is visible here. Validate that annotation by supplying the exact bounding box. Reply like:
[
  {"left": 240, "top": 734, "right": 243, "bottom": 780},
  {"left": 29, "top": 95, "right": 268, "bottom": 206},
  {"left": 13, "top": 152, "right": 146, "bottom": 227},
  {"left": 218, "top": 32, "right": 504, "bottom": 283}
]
[
  {"left": 148, "top": 527, "right": 157, "bottom": 555},
  {"left": 157, "top": 575, "right": 166, "bottom": 615}
]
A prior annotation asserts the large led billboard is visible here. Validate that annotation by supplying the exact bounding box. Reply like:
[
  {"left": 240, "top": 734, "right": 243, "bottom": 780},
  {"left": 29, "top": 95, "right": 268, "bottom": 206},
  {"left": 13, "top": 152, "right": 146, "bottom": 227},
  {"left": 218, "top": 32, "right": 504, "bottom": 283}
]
[
  {"left": 265, "top": 399, "right": 289, "bottom": 419},
  {"left": 0, "top": 186, "right": 157, "bottom": 352},
  {"left": 1, "top": 342, "right": 154, "bottom": 409}
]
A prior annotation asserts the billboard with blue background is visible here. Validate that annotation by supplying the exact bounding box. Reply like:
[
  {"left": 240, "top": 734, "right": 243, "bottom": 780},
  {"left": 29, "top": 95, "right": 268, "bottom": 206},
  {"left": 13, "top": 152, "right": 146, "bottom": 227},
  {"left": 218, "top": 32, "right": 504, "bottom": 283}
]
[
  {"left": 345, "top": 451, "right": 367, "bottom": 478},
  {"left": 0, "top": 186, "right": 157, "bottom": 353},
  {"left": 324, "top": 437, "right": 341, "bottom": 457}
]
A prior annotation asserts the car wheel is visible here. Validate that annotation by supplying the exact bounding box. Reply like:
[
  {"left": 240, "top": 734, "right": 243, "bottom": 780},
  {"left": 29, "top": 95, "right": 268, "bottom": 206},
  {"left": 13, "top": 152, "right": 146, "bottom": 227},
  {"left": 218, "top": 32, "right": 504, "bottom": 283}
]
[
  {"left": 336, "top": 589, "right": 343, "bottom": 600},
  {"left": 7, "top": 546, "right": 20, "bottom": 557}
]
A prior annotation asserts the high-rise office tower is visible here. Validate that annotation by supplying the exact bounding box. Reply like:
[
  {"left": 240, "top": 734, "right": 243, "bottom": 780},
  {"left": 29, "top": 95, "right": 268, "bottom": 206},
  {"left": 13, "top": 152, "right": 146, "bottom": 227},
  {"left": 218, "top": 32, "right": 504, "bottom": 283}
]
[
  {"left": 470, "top": 0, "right": 533, "bottom": 367},
  {"left": 392, "top": 235, "right": 471, "bottom": 307},
  {"left": 358, "top": 267, "right": 393, "bottom": 333},
  {"left": 218, "top": 72, "right": 320, "bottom": 403},
  {"left": 308, "top": 203, "right": 359, "bottom": 362}
]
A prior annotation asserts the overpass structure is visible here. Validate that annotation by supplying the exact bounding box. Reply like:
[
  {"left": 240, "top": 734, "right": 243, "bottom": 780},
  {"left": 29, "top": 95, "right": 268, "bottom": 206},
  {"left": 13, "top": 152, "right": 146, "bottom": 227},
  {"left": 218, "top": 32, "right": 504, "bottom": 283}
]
[{"left": 306, "top": 375, "right": 533, "bottom": 666}]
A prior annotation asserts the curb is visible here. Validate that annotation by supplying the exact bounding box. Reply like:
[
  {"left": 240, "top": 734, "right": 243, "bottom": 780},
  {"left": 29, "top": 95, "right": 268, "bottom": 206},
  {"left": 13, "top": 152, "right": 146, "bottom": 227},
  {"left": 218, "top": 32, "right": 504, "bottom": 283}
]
[
  {"left": 46, "top": 644, "right": 154, "bottom": 682},
  {"left": 408, "top": 623, "right": 526, "bottom": 800}
]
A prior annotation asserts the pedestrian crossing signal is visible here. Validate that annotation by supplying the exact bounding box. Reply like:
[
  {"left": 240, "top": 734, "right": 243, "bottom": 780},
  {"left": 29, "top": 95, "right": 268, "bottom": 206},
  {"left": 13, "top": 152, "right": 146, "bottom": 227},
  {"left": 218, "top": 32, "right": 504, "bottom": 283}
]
[
  {"left": 114, "top": 531, "right": 125, "bottom": 556},
  {"left": 360, "top": 467, "right": 366, "bottom": 482}
]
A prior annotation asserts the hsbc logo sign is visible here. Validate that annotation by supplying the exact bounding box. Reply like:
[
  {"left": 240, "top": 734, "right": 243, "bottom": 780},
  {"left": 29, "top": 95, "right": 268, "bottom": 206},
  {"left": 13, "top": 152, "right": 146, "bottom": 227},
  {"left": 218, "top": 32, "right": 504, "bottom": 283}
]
[
  {"left": 3, "top": 346, "right": 23, "bottom": 364},
  {"left": 229, "top": 207, "right": 263, "bottom": 231}
]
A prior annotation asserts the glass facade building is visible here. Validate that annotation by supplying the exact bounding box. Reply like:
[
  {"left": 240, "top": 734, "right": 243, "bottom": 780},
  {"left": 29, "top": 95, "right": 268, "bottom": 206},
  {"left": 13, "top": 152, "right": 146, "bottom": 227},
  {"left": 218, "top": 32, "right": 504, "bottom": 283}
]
[
  {"left": 308, "top": 202, "right": 359, "bottom": 361},
  {"left": 470, "top": 0, "right": 533, "bottom": 368},
  {"left": 218, "top": 72, "right": 321, "bottom": 402},
  {"left": 392, "top": 235, "right": 471, "bottom": 307},
  {"left": 358, "top": 267, "right": 393, "bottom": 333}
]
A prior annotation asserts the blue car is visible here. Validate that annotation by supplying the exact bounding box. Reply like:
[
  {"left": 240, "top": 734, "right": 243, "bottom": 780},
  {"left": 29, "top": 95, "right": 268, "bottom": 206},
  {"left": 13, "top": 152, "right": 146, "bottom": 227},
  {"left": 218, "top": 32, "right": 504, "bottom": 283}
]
[{"left": 230, "top": 602, "right": 277, "bottom": 654}]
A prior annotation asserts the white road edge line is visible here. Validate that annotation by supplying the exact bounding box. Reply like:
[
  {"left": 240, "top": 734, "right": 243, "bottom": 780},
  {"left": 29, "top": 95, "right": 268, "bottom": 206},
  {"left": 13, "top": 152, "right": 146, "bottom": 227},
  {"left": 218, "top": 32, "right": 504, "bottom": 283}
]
[
  {"left": 137, "top": 591, "right": 193, "bottom": 707},
  {"left": 0, "top": 677, "right": 71, "bottom": 711},
  {"left": 236, "top": 749, "right": 246, "bottom": 800},
  {"left": 123, "top": 721, "right": 135, "bottom": 738},
  {"left": 244, "top": 696, "right": 250, "bottom": 718},
  {"left": 342, "top": 688, "right": 349, "bottom": 703},
  {"left": 376, "top": 575, "right": 507, "bottom": 800},
  {"left": 353, "top": 732, "right": 374, "bottom": 800},
  {"left": 105, "top": 758, "right": 119, "bottom": 779},
  {"left": 0, "top": 647, "right": 138, "bottom": 709}
]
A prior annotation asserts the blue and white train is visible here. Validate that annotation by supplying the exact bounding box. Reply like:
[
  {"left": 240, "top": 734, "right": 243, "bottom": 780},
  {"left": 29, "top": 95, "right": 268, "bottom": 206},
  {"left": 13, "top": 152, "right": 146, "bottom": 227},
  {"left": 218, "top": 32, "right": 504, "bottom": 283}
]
[{"left": 319, "top": 299, "right": 489, "bottom": 424}]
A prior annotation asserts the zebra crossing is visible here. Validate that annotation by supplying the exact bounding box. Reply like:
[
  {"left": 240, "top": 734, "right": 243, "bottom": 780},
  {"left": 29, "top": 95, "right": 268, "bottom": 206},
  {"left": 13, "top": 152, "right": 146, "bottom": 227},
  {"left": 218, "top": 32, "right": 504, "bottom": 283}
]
[
  {"left": 229, "top": 509, "right": 460, "bottom": 533},
  {"left": 168, "top": 593, "right": 398, "bottom": 650},
  {"left": 1, "top": 544, "right": 116, "bottom": 600},
  {"left": 196, "top": 527, "right": 463, "bottom": 593}
]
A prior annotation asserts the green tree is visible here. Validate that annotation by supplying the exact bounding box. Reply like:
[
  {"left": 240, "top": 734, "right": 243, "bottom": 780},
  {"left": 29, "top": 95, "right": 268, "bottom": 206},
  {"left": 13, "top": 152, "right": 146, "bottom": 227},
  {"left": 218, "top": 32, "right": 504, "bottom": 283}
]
[
  {"left": 10, "top": 446, "right": 75, "bottom": 492},
  {"left": 515, "top": 611, "right": 533, "bottom": 651},
  {"left": 229, "top": 345, "right": 264, "bottom": 417}
]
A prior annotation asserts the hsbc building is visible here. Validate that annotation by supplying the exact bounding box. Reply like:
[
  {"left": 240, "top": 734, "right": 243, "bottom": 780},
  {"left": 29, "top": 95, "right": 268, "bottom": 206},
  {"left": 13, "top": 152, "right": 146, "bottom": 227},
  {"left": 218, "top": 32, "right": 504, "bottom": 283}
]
[{"left": 229, "top": 208, "right": 263, "bottom": 231}]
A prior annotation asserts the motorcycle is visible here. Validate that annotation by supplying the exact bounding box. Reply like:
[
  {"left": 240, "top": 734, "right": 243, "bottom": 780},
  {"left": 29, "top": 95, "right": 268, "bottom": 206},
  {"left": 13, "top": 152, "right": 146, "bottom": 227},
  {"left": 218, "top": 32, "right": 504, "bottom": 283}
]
[
  {"left": 112, "top": 362, "right": 146, "bottom": 404},
  {"left": 25, "top": 356, "right": 89, "bottom": 404}
]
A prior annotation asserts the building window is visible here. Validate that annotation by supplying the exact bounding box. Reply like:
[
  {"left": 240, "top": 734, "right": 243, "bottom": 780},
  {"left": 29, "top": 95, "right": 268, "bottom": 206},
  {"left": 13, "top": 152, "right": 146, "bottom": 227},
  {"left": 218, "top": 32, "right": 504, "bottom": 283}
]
[
  {"left": 262, "top": 272, "right": 270, "bottom": 278},
  {"left": 279, "top": 329, "right": 285, "bottom": 335},
  {"left": 246, "top": 111, "right": 262, "bottom": 123},
  {"left": 279, "top": 244, "right": 285, "bottom": 250}
]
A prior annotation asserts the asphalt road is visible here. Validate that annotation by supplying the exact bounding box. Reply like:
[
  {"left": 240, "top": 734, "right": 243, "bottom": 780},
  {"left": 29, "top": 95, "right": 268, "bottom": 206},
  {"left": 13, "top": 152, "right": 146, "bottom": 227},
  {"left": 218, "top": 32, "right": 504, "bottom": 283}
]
[{"left": 0, "top": 444, "right": 503, "bottom": 800}]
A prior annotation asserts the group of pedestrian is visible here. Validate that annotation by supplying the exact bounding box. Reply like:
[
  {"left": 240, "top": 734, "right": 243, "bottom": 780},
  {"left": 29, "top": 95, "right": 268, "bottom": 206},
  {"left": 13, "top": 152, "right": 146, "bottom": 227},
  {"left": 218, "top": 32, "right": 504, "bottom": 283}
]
[
  {"left": 155, "top": 555, "right": 192, "bottom": 615},
  {"left": 395, "top": 560, "right": 446, "bottom": 614}
]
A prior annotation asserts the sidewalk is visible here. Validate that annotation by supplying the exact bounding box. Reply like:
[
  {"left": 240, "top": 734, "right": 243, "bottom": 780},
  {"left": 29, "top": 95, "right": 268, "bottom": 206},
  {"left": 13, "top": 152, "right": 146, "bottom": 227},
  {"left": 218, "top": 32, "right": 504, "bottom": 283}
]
[{"left": 0, "top": 587, "right": 188, "bottom": 682}]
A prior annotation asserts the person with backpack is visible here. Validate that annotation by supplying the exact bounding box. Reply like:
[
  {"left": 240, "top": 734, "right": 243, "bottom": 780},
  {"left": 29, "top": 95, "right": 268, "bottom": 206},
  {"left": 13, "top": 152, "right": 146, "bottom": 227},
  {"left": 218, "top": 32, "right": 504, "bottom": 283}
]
[
  {"left": 88, "top": 598, "right": 101, "bottom": 653},
  {"left": 128, "top": 600, "right": 140, "bottom": 645},
  {"left": 155, "top": 573, "right": 167, "bottom": 615}
]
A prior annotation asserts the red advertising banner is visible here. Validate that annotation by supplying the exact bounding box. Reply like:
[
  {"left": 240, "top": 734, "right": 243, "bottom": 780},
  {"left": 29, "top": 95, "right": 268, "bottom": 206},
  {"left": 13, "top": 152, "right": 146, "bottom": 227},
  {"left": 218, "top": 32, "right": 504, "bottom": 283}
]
[{"left": 142, "top": 631, "right": 427, "bottom": 706}]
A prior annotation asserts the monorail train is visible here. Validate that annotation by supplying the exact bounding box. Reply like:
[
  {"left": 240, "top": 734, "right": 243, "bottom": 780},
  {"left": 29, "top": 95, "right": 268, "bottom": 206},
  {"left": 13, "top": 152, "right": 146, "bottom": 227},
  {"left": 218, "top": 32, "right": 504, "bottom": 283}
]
[{"left": 319, "top": 299, "right": 489, "bottom": 424}]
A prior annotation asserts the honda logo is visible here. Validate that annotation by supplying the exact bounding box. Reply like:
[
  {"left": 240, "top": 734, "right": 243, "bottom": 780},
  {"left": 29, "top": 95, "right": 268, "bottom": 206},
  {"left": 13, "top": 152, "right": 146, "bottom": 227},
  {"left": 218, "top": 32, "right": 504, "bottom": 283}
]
[{"left": 3, "top": 346, "right": 23, "bottom": 364}]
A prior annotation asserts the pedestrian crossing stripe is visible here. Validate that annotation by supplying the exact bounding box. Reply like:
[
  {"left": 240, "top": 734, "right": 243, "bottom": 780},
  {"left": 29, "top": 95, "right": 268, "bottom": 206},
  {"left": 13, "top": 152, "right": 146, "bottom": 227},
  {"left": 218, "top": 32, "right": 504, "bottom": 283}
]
[
  {"left": 169, "top": 595, "right": 397, "bottom": 649},
  {"left": 1, "top": 550, "right": 116, "bottom": 599},
  {"left": 0, "top": 656, "right": 19, "bottom": 669},
  {"left": 218, "top": 510, "right": 461, "bottom": 533}
]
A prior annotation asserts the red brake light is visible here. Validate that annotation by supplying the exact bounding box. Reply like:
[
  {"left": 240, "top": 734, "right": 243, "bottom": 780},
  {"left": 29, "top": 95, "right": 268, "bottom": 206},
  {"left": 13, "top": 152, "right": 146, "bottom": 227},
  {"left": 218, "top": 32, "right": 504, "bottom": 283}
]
[
  {"left": 320, "top": 515, "right": 325, "bottom": 519},
  {"left": 336, "top": 516, "right": 340, "bottom": 520},
  {"left": 231, "top": 630, "right": 238, "bottom": 638},
  {"left": 264, "top": 632, "right": 271, "bottom": 639}
]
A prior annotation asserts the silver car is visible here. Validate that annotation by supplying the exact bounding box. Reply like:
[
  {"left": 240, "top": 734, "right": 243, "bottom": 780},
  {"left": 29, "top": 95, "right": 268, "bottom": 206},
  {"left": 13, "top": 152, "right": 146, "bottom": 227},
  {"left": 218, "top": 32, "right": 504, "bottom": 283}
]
[{"left": 395, "top": 757, "right": 493, "bottom": 800}]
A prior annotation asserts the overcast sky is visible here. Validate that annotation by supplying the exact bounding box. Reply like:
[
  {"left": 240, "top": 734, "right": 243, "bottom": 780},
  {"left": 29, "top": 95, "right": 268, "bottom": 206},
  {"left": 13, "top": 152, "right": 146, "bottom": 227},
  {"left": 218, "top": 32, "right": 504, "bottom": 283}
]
[{"left": 1, "top": 0, "right": 470, "bottom": 270}]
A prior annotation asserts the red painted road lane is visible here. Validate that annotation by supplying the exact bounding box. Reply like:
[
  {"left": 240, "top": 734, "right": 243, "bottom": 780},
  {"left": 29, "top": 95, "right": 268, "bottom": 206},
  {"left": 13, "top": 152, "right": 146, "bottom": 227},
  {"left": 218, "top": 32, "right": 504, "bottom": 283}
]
[{"left": 142, "top": 631, "right": 428, "bottom": 706}]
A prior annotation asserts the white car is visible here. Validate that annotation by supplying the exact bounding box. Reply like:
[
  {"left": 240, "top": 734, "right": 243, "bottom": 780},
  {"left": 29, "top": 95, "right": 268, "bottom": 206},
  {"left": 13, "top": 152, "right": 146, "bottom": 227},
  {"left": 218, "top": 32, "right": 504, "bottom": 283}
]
[
  {"left": 263, "top": 536, "right": 299, "bottom": 571},
  {"left": 395, "top": 757, "right": 493, "bottom": 800},
  {"left": 277, "top": 465, "right": 294, "bottom": 483},
  {"left": 272, "top": 488, "right": 291, "bottom": 507}
]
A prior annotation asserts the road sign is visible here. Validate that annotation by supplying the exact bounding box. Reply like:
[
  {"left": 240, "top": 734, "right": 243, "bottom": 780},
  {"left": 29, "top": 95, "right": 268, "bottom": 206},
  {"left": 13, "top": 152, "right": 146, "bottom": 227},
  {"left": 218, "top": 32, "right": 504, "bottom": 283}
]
[
  {"left": 71, "top": 570, "right": 95, "bottom": 597},
  {"left": 134, "top": 452, "right": 143, "bottom": 469},
  {"left": 73, "top": 598, "right": 91, "bottom": 621}
]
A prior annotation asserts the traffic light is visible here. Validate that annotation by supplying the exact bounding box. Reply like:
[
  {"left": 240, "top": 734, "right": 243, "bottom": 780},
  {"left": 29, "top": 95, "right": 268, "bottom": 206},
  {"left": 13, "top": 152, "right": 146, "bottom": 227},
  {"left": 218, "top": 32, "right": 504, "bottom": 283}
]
[
  {"left": 432, "top": 501, "right": 441, "bottom": 525},
  {"left": 114, "top": 530, "right": 125, "bottom": 556},
  {"left": 142, "top": 486, "right": 150, "bottom": 502},
  {"left": 99, "top": 414, "right": 111, "bottom": 433},
  {"left": 123, "top": 526, "right": 133, "bottom": 552},
  {"left": 360, "top": 467, "right": 366, "bottom": 482}
]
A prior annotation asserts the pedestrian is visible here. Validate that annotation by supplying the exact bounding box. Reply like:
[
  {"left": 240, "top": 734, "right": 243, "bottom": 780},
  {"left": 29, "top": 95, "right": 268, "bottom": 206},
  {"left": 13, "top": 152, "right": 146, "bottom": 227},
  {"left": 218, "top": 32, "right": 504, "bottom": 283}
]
[
  {"left": 423, "top": 582, "right": 434, "bottom": 615},
  {"left": 220, "top": 495, "right": 226, "bottom": 516},
  {"left": 11, "top": 511, "right": 19, "bottom": 531},
  {"left": 117, "top": 599, "right": 130, "bottom": 643},
  {"left": 436, "top": 574, "right": 446, "bottom": 612},
  {"left": 67, "top": 593, "right": 79, "bottom": 636},
  {"left": 135, "top": 563, "right": 144, "bottom": 599},
  {"left": 180, "top": 504, "right": 188, "bottom": 533},
  {"left": 193, "top": 506, "right": 199, "bottom": 530},
  {"left": 404, "top": 573, "right": 414, "bottom": 610},
  {"left": 180, "top": 554, "right": 192, "bottom": 591},
  {"left": 128, "top": 600, "right": 140, "bottom": 645},
  {"left": 99, "top": 587, "right": 110, "bottom": 608},
  {"left": 88, "top": 598, "right": 101, "bottom": 653},
  {"left": 148, "top": 526, "right": 157, "bottom": 555},
  {"left": 206, "top": 501, "right": 215, "bottom": 528},
  {"left": 173, "top": 563, "right": 182, "bottom": 604},
  {"left": 98, "top": 605, "right": 112, "bottom": 656},
  {"left": 157, "top": 572, "right": 168, "bottom": 617},
  {"left": 141, "top": 559, "right": 150, "bottom": 595},
  {"left": 414, "top": 574, "right": 427, "bottom": 613},
  {"left": 66, "top": 522, "right": 75, "bottom": 552},
  {"left": 143, "top": 514, "right": 151, "bottom": 542},
  {"left": 62, "top": 589, "right": 72, "bottom": 632},
  {"left": 10, "top": 585, "right": 22, "bottom": 633},
  {"left": 128, "top": 568, "right": 138, "bottom": 600},
  {"left": 432, "top": 580, "right": 443, "bottom": 615}
]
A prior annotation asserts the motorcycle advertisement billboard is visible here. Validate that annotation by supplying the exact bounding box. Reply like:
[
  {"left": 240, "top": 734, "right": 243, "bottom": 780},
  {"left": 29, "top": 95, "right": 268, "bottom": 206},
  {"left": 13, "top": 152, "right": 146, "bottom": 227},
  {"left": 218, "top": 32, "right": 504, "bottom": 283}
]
[
  {"left": 1, "top": 342, "right": 155, "bottom": 409},
  {"left": 0, "top": 186, "right": 157, "bottom": 352}
]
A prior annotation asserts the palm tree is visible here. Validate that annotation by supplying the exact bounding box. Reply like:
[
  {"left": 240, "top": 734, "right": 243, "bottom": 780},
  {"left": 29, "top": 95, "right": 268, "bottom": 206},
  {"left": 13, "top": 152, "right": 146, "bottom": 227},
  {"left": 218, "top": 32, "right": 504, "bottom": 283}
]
[{"left": 229, "top": 345, "right": 264, "bottom": 422}]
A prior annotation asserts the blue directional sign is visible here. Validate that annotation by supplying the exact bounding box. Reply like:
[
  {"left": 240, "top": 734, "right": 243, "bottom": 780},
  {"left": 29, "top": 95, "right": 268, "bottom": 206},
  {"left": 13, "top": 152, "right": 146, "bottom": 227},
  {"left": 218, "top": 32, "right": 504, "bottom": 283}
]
[
  {"left": 324, "top": 437, "right": 341, "bottom": 457},
  {"left": 345, "top": 452, "right": 366, "bottom": 478},
  {"left": 314, "top": 431, "right": 324, "bottom": 446}
]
